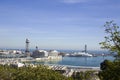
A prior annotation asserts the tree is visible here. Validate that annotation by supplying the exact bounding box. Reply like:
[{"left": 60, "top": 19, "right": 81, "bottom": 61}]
[
  {"left": 99, "top": 21, "right": 120, "bottom": 80},
  {"left": 99, "top": 21, "right": 120, "bottom": 57},
  {"left": 0, "top": 65, "right": 72, "bottom": 80},
  {"left": 99, "top": 60, "right": 120, "bottom": 80},
  {"left": 71, "top": 71, "right": 98, "bottom": 80}
]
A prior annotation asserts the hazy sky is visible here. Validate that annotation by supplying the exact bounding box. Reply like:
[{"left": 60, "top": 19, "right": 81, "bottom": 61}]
[{"left": 0, "top": 0, "right": 120, "bottom": 50}]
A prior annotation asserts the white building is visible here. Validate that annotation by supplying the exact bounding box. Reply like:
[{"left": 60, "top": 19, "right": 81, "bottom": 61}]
[
  {"left": 32, "top": 50, "right": 48, "bottom": 58},
  {"left": 9, "top": 50, "right": 23, "bottom": 54},
  {"left": 48, "top": 50, "right": 59, "bottom": 56},
  {"left": 48, "top": 50, "right": 62, "bottom": 60},
  {"left": 32, "top": 49, "right": 62, "bottom": 60}
]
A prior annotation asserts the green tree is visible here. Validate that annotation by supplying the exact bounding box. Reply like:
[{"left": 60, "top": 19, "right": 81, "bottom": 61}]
[
  {"left": 99, "top": 21, "right": 120, "bottom": 57},
  {"left": 0, "top": 65, "right": 72, "bottom": 80},
  {"left": 71, "top": 71, "right": 97, "bottom": 80},
  {"left": 99, "top": 21, "right": 120, "bottom": 80},
  {"left": 99, "top": 60, "right": 120, "bottom": 80}
]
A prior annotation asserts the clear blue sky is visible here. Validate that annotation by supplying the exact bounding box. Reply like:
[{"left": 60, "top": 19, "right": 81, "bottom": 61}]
[{"left": 0, "top": 0, "right": 120, "bottom": 50}]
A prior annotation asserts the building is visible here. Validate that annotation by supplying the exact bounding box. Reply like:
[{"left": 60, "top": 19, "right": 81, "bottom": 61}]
[
  {"left": 32, "top": 48, "right": 62, "bottom": 60},
  {"left": 48, "top": 50, "right": 62, "bottom": 60},
  {"left": 32, "top": 50, "right": 48, "bottom": 58},
  {"left": 48, "top": 50, "right": 59, "bottom": 56}
]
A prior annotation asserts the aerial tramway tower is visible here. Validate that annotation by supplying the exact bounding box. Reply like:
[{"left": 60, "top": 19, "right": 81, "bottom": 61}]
[{"left": 25, "top": 38, "right": 30, "bottom": 57}]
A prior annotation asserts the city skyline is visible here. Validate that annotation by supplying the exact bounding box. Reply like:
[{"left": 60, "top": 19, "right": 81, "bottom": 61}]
[{"left": 0, "top": 0, "right": 120, "bottom": 50}]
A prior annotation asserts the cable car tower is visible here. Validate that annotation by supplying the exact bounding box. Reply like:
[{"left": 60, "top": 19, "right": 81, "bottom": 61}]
[{"left": 25, "top": 38, "right": 30, "bottom": 57}]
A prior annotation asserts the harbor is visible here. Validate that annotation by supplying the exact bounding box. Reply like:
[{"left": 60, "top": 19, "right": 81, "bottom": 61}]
[
  {"left": 0, "top": 39, "right": 114, "bottom": 79},
  {"left": 0, "top": 58, "right": 100, "bottom": 77},
  {"left": 0, "top": 39, "right": 115, "bottom": 80}
]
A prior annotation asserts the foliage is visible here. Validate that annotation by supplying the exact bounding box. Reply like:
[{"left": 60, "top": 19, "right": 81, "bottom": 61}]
[
  {"left": 72, "top": 71, "right": 98, "bottom": 80},
  {"left": 99, "top": 21, "right": 120, "bottom": 80},
  {"left": 99, "top": 21, "right": 120, "bottom": 56},
  {"left": 99, "top": 60, "right": 120, "bottom": 80},
  {"left": 0, "top": 64, "right": 100, "bottom": 80},
  {"left": 0, "top": 65, "right": 71, "bottom": 80}
]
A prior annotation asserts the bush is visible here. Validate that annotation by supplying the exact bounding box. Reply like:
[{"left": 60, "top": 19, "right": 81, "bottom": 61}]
[
  {"left": 99, "top": 60, "right": 120, "bottom": 80},
  {"left": 0, "top": 65, "right": 71, "bottom": 80}
]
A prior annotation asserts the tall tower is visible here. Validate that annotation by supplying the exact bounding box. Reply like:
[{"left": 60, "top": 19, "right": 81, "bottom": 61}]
[
  {"left": 25, "top": 38, "right": 30, "bottom": 56},
  {"left": 85, "top": 44, "right": 87, "bottom": 53}
]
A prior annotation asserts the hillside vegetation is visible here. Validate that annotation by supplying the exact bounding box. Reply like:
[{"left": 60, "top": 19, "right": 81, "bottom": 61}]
[{"left": 0, "top": 65, "right": 72, "bottom": 80}]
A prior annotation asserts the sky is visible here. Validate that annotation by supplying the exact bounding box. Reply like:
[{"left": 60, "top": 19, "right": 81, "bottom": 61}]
[{"left": 0, "top": 0, "right": 120, "bottom": 50}]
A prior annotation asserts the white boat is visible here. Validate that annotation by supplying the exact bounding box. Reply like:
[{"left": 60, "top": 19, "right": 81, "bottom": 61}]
[
  {"left": 68, "top": 45, "right": 93, "bottom": 57},
  {"left": 69, "top": 52, "right": 93, "bottom": 57}
]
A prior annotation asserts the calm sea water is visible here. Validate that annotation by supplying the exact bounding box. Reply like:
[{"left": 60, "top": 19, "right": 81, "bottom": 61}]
[
  {"left": 0, "top": 49, "right": 114, "bottom": 67},
  {"left": 33, "top": 50, "right": 115, "bottom": 67}
]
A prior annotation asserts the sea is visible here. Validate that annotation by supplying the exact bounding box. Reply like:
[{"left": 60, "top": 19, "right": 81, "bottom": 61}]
[
  {"left": 32, "top": 50, "right": 115, "bottom": 67},
  {"left": 0, "top": 49, "right": 115, "bottom": 67}
]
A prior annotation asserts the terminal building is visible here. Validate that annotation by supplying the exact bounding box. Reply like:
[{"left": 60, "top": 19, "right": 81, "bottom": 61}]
[
  {"left": 48, "top": 50, "right": 61, "bottom": 59},
  {"left": 31, "top": 47, "right": 62, "bottom": 60},
  {"left": 32, "top": 49, "right": 48, "bottom": 58}
]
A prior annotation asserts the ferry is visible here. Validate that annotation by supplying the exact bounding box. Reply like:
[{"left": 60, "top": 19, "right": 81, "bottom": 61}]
[
  {"left": 66, "top": 45, "right": 93, "bottom": 57},
  {"left": 68, "top": 52, "right": 93, "bottom": 57}
]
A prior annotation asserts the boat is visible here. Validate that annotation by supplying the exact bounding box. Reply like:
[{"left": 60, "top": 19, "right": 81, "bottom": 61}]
[
  {"left": 67, "top": 45, "right": 93, "bottom": 57},
  {"left": 69, "top": 52, "right": 93, "bottom": 57}
]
